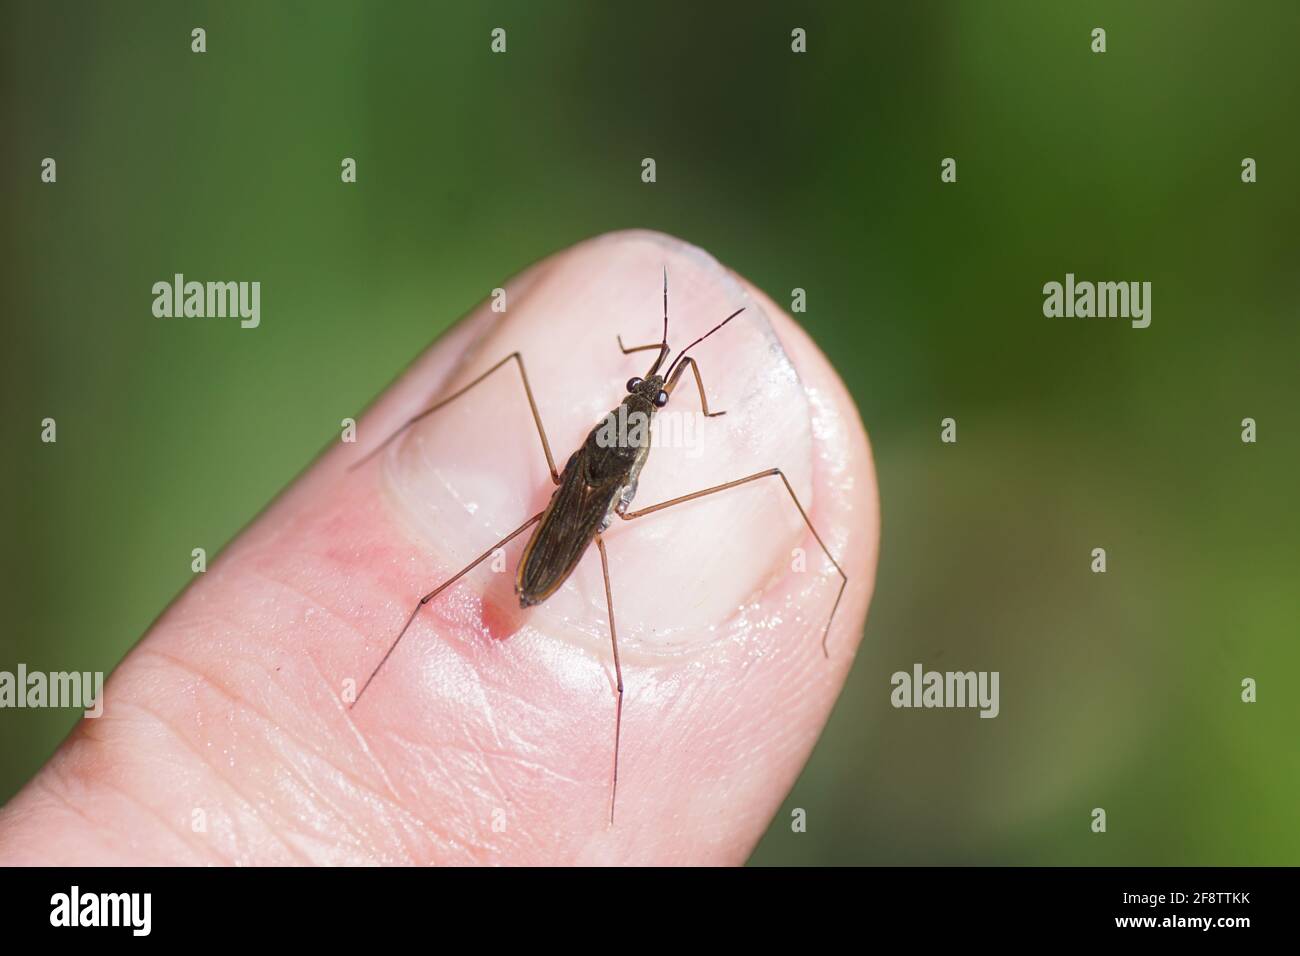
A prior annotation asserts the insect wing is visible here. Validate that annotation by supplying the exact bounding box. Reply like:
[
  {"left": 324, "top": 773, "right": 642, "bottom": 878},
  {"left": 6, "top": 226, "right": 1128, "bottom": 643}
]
[{"left": 516, "top": 451, "right": 622, "bottom": 605}]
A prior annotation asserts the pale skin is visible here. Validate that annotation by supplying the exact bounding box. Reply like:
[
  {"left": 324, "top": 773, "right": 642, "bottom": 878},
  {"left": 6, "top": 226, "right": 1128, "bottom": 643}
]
[{"left": 0, "top": 231, "right": 879, "bottom": 866}]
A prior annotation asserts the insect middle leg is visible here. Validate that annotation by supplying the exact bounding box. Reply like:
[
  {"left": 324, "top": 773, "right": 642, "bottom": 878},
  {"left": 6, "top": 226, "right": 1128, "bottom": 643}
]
[
  {"left": 594, "top": 534, "right": 624, "bottom": 825},
  {"left": 619, "top": 469, "right": 847, "bottom": 656},
  {"left": 349, "top": 351, "right": 560, "bottom": 483},
  {"left": 352, "top": 511, "right": 543, "bottom": 706}
]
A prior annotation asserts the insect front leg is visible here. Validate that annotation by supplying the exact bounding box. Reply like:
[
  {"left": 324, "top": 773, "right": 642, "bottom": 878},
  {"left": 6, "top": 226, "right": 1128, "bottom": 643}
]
[
  {"left": 615, "top": 335, "right": 665, "bottom": 356},
  {"left": 351, "top": 511, "right": 543, "bottom": 706},
  {"left": 349, "top": 351, "right": 560, "bottom": 483},
  {"left": 619, "top": 469, "right": 846, "bottom": 656}
]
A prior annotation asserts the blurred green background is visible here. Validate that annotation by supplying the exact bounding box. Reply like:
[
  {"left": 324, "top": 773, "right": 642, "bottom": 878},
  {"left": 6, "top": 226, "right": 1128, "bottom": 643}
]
[{"left": 3, "top": 1, "right": 1297, "bottom": 864}]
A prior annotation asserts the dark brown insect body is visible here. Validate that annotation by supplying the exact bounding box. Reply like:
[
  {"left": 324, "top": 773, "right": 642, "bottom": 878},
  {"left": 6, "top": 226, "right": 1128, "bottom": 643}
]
[
  {"left": 349, "top": 270, "right": 846, "bottom": 824},
  {"left": 516, "top": 375, "right": 664, "bottom": 606}
]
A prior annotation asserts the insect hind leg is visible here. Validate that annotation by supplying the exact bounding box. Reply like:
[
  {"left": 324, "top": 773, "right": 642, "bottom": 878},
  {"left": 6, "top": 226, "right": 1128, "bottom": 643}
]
[
  {"left": 351, "top": 512, "right": 543, "bottom": 707},
  {"left": 619, "top": 469, "right": 846, "bottom": 657},
  {"left": 594, "top": 534, "right": 624, "bottom": 826}
]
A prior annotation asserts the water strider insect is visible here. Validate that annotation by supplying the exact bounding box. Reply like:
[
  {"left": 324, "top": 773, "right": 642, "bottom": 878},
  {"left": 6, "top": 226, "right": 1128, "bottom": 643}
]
[{"left": 349, "top": 270, "right": 846, "bottom": 822}]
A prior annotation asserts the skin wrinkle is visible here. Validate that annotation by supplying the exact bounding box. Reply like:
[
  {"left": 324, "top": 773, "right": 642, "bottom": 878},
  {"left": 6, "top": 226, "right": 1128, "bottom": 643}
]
[
  {"left": 373, "top": 638, "right": 522, "bottom": 781},
  {"left": 250, "top": 730, "right": 436, "bottom": 864},
  {"left": 443, "top": 740, "right": 591, "bottom": 792},
  {"left": 676, "top": 644, "right": 808, "bottom": 802},
  {"left": 29, "top": 773, "right": 118, "bottom": 854},
  {"left": 104, "top": 775, "right": 215, "bottom": 865},
  {"left": 458, "top": 743, "right": 512, "bottom": 824},
  {"left": 451, "top": 649, "right": 508, "bottom": 756},
  {"left": 148, "top": 565, "right": 443, "bottom": 831},
  {"left": 467, "top": 651, "right": 580, "bottom": 764},
  {"left": 243, "top": 710, "right": 390, "bottom": 856},
  {"left": 303, "top": 649, "right": 405, "bottom": 805},
  {"left": 390, "top": 732, "right": 579, "bottom": 863},
  {"left": 245, "top": 650, "right": 434, "bottom": 858},
  {"left": 108, "top": 694, "right": 316, "bottom": 866},
  {"left": 399, "top": 784, "right": 486, "bottom": 863},
  {"left": 129, "top": 648, "right": 410, "bottom": 864},
  {"left": 275, "top": 769, "right": 385, "bottom": 863},
  {"left": 247, "top": 764, "right": 376, "bottom": 865},
  {"left": 237, "top": 548, "right": 384, "bottom": 648},
  {"left": 74, "top": 767, "right": 214, "bottom": 865},
  {"left": 136, "top": 645, "right": 327, "bottom": 783},
  {"left": 425, "top": 740, "right": 509, "bottom": 813},
  {"left": 381, "top": 732, "right": 481, "bottom": 848},
  {"left": 108, "top": 698, "right": 260, "bottom": 862},
  {"left": 194, "top": 782, "right": 259, "bottom": 868},
  {"left": 398, "top": 616, "right": 590, "bottom": 758}
]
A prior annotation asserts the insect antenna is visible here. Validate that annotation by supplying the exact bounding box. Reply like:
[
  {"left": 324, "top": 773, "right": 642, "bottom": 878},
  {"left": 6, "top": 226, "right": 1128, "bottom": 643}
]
[
  {"left": 665, "top": 306, "right": 745, "bottom": 380},
  {"left": 648, "top": 266, "right": 671, "bottom": 376}
]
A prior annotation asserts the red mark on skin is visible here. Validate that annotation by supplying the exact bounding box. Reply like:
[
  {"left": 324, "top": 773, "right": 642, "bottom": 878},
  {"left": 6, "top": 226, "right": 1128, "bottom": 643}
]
[
  {"left": 479, "top": 570, "right": 528, "bottom": 642},
  {"left": 481, "top": 595, "right": 527, "bottom": 642},
  {"left": 412, "top": 558, "right": 522, "bottom": 644},
  {"left": 407, "top": 533, "right": 534, "bottom": 646}
]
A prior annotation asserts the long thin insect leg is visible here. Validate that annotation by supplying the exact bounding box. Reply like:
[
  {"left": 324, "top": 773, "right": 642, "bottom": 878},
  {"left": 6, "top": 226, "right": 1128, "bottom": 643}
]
[
  {"left": 616, "top": 335, "right": 666, "bottom": 356},
  {"left": 616, "top": 335, "right": 670, "bottom": 379},
  {"left": 665, "top": 356, "right": 725, "bottom": 417},
  {"left": 620, "top": 469, "right": 847, "bottom": 657},
  {"left": 349, "top": 352, "right": 560, "bottom": 483},
  {"left": 351, "top": 511, "right": 543, "bottom": 707},
  {"left": 595, "top": 534, "right": 624, "bottom": 826}
]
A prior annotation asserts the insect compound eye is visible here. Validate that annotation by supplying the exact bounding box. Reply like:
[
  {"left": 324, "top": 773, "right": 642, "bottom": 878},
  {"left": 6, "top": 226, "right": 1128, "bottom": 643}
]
[
  {"left": 655, "top": 390, "right": 669, "bottom": 407},
  {"left": 626, "top": 377, "right": 643, "bottom": 393}
]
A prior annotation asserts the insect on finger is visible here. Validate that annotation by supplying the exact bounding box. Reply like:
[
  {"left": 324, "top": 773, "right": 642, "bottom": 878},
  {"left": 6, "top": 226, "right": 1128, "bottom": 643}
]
[{"left": 350, "top": 267, "right": 836, "bottom": 826}]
